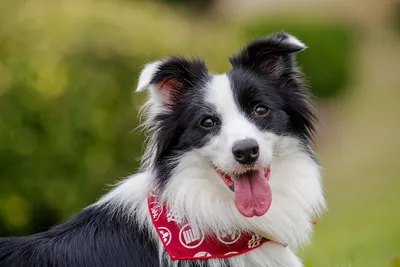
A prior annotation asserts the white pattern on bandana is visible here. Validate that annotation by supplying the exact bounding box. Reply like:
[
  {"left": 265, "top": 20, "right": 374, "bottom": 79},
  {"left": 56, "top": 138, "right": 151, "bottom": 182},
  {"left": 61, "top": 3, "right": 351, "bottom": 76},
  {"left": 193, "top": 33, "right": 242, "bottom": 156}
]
[
  {"left": 217, "top": 229, "right": 241, "bottom": 245},
  {"left": 248, "top": 234, "right": 263, "bottom": 248}
]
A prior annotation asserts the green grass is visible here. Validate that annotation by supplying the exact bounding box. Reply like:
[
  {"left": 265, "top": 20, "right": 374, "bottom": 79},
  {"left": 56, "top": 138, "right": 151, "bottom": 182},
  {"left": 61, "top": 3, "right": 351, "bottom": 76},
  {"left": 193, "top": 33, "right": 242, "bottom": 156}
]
[
  {"left": 302, "top": 152, "right": 400, "bottom": 266},
  {"left": 302, "top": 78, "right": 400, "bottom": 266}
]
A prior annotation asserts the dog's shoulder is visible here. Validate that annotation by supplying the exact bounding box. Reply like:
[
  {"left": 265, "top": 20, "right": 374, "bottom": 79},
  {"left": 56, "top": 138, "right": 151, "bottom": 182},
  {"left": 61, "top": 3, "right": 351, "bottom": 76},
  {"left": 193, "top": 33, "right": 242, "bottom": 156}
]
[{"left": 0, "top": 205, "right": 159, "bottom": 267}]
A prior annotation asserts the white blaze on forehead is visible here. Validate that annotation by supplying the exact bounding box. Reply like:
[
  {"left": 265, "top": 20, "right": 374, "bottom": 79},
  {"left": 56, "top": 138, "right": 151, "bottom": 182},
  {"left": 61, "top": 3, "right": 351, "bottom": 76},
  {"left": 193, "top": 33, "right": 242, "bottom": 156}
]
[
  {"left": 205, "top": 74, "right": 237, "bottom": 120},
  {"left": 205, "top": 74, "right": 258, "bottom": 141}
]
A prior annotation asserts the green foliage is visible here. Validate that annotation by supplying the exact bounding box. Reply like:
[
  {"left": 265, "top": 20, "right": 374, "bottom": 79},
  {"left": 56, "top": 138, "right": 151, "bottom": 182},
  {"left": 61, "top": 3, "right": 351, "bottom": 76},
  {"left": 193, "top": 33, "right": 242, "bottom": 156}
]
[
  {"left": 241, "top": 18, "right": 354, "bottom": 99},
  {"left": 0, "top": 8, "right": 142, "bottom": 236}
]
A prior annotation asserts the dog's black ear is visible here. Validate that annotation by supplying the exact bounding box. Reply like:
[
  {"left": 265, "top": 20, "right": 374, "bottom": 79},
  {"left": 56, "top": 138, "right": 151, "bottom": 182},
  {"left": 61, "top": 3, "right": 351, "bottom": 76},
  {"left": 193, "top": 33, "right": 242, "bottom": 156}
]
[
  {"left": 229, "top": 32, "right": 306, "bottom": 79},
  {"left": 136, "top": 56, "right": 208, "bottom": 112}
]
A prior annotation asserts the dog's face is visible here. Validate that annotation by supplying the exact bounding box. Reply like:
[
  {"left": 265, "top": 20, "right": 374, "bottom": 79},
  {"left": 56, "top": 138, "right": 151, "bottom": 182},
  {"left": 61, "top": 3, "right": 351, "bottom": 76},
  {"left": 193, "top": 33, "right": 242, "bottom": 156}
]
[{"left": 137, "top": 33, "right": 316, "bottom": 218}]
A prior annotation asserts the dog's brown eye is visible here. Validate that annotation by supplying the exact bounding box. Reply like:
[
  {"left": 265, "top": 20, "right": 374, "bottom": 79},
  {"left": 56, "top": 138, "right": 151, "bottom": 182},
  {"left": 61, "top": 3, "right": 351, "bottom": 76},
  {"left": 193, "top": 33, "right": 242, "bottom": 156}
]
[
  {"left": 200, "top": 117, "right": 215, "bottom": 128},
  {"left": 254, "top": 105, "right": 269, "bottom": 116}
]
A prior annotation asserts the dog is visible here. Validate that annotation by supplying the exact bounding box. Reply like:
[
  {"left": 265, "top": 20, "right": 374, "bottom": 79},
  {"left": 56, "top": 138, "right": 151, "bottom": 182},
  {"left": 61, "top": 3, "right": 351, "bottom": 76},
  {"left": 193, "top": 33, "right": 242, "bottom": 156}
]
[{"left": 0, "top": 32, "right": 326, "bottom": 267}]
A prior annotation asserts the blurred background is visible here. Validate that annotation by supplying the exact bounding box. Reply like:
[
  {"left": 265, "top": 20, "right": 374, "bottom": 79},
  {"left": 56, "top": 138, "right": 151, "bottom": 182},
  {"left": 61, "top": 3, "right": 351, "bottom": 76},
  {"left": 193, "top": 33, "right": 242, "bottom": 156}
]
[{"left": 0, "top": 0, "right": 399, "bottom": 266}]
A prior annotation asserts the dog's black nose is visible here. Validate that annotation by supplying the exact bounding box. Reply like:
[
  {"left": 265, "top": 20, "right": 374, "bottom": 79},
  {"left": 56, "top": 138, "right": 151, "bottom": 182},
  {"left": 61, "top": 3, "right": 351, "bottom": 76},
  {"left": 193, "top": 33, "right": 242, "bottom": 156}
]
[{"left": 232, "top": 139, "right": 259, "bottom": 164}]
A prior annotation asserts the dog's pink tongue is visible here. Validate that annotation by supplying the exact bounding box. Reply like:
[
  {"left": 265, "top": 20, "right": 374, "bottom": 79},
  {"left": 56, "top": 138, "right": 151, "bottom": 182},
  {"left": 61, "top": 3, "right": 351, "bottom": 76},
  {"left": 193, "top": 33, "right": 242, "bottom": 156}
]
[{"left": 234, "top": 170, "right": 272, "bottom": 218}]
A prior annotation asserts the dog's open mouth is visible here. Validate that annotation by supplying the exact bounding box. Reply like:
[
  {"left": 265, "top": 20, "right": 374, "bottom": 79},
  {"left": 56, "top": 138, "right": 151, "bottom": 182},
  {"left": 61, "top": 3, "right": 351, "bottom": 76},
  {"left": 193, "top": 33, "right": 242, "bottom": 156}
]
[{"left": 214, "top": 166, "right": 272, "bottom": 218}]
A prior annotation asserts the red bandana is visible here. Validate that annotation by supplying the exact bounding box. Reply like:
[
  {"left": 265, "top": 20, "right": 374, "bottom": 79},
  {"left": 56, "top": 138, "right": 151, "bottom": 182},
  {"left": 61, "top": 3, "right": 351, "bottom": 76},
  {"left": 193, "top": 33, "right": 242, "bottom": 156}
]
[{"left": 148, "top": 193, "right": 270, "bottom": 260}]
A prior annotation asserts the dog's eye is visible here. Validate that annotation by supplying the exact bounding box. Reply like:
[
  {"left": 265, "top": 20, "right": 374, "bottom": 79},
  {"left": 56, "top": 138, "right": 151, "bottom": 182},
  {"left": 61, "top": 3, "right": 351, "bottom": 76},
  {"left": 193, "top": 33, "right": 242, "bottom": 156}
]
[
  {"left": 200, "top": 117, "right": 216, "bottom": 128},
  {"left": 253, "top": 105, "right": 269, "bottom": 116}
]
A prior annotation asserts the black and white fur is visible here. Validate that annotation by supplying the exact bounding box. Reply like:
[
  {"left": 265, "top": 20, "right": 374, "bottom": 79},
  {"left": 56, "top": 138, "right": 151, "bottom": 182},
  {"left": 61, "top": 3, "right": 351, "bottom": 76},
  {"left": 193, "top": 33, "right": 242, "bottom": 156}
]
[{"left": 0, "top": 33, "right": 326, "bottom": 267}]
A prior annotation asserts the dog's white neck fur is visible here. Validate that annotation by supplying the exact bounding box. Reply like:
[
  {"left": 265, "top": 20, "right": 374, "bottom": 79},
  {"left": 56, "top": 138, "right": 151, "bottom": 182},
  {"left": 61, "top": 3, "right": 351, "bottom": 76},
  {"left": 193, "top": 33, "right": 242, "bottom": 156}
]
[{"left": 96, "top": 136, "right": 325, "bottom": 267}]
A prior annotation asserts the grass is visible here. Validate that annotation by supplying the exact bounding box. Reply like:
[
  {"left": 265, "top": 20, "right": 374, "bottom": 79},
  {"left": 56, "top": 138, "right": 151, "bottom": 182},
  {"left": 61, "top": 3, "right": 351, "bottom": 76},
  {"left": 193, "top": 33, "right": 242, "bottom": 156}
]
[
  {"left": 302, "top": 151, "right": 400, "bottom": 266},
  {"left": 301, "top": 35, "right": 400, "bottom": 265}
]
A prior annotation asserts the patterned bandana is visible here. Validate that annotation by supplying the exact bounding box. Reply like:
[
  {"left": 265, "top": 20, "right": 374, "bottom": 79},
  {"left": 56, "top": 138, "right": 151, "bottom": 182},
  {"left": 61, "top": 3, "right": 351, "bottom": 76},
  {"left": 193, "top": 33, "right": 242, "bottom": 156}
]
[{"left": 148, "top": 193, "right": 270, "bottom": 260}]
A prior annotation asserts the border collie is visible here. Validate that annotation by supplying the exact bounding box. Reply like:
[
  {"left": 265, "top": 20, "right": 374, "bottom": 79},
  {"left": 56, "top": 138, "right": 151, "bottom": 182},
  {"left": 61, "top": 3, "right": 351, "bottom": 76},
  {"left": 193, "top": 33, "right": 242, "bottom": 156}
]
[{"left": 0, "top": 32, "right": 325, "bottom": 267}]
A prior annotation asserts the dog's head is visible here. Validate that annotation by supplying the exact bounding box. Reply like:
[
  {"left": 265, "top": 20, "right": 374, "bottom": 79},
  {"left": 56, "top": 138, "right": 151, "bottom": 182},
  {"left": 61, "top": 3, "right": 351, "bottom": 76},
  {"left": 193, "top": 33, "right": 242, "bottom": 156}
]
[{"left": 137, "top": 33, "right": 316, "bottom": 219}]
